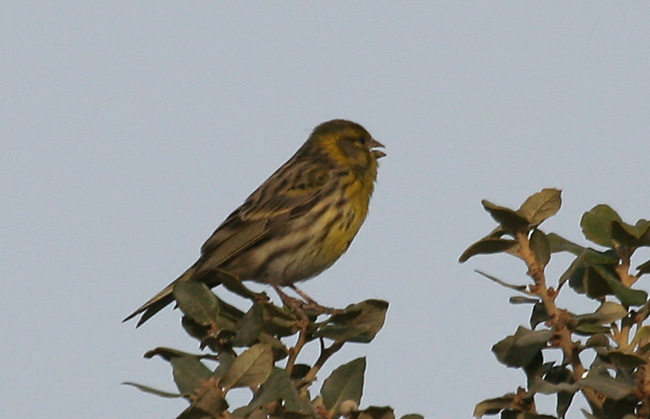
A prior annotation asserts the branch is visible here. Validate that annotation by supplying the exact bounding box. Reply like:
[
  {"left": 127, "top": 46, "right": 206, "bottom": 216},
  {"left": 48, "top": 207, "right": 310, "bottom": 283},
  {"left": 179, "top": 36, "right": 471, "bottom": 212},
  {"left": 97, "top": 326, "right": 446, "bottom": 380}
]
[
  {"left": 514, "top": 231, "right": 603, "bottom": 410},
  {"left": 286, "top": 319, "right": 310, "bottom": 374}
]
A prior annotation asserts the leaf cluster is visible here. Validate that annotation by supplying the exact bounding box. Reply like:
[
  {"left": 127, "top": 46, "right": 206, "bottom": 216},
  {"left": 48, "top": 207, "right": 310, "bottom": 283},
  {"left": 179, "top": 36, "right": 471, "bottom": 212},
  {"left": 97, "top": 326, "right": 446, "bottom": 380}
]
[
  {"left": 461, "top": 188, "right": 650, "bottom": 419},
  {"left": 125, "top": 280, "right": 421, "bottom": 419}
]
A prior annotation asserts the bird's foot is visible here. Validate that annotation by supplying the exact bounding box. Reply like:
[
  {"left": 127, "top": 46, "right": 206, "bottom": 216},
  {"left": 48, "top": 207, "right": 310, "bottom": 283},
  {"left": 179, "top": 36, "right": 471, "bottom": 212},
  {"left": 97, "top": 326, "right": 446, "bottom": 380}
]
[{"left": 272, "top": 285, "right": 340, "bottom": 320}]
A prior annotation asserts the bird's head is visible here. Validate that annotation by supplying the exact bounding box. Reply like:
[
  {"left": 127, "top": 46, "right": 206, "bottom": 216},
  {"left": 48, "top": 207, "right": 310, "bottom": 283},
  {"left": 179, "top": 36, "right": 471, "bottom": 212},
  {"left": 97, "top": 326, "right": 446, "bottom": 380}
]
[{"left": 310, "top": 119, "right": 385, "bottom": 174}]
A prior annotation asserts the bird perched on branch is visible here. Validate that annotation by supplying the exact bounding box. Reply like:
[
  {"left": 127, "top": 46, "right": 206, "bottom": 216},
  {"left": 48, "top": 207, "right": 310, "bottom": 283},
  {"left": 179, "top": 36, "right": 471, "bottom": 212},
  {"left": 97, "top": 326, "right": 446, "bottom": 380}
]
[{"left": 124, "top": 119, "right": 385, "bottom": 327}]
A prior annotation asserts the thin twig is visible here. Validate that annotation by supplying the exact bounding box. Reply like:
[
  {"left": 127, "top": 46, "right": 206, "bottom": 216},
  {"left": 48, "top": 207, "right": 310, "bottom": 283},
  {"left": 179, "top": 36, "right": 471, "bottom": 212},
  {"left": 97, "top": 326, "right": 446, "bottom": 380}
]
[
  {"left": 286, "top": 319, "right": 310, "bottom": 375},
  {"left": 304, "top": 339, "right": 344, "bottom": 383}
]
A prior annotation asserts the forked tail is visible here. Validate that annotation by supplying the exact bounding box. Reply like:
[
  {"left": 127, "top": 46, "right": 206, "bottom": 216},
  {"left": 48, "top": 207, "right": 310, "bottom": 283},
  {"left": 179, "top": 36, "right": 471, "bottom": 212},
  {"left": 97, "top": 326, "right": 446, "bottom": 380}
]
[{"left": 123, "top": 267, "right": 194, "bottom": 327}]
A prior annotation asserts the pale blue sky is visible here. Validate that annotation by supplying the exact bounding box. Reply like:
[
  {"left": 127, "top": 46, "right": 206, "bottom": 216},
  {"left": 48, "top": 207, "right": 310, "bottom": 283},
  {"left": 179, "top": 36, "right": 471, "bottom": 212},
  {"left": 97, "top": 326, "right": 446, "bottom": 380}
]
[{"left": 3, "top": 3, "right": 650, "bottom": 418}]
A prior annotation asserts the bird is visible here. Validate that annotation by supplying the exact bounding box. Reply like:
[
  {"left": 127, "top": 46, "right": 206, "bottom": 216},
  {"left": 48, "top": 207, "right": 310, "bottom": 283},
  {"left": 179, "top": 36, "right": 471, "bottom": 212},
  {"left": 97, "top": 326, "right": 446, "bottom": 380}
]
[{"left": 124, "top": 119, "right": 385, "bottom": 327}]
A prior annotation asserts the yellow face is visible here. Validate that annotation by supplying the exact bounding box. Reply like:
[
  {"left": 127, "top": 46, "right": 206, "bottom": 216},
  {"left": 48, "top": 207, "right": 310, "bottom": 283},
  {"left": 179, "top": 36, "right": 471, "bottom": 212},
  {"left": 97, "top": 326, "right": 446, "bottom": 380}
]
[
  {"left": 337, "top": 132, "right": 385, "bottom": 171},
  {"left": 314, "top": 120, "right": 385, "bottom": 173}
]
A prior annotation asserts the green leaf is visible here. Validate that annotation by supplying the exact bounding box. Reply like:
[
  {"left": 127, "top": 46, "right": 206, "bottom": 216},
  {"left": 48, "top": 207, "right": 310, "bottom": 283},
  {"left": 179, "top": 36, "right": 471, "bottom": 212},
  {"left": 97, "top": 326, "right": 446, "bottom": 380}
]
[
  {"left": 288, "top": 363, "right": 311, "bottom": 380},
  {"left": 173, "top": 280, "right": 220, "bottom": 326},
  {"left": 211, "top": 295, "right": 246, "bottom": 321},
  {"left": 574, "top": 323, "right": 611, "bottom": 335},
  {"left": 592, "top": 265, "right": 648, "bottom": 306},
  {"left": 122, "top": 382, "right": 182, "bottom": 398},
  {"left": 261, "top": 302, "right": 300, "bottom": 337},
  {"left": 583, "top": 266, "right": 613, "bottom": 300},
  {"left": 573, "top": 301, "right": 627, "bottom": 325},
  {"left": 212, "top": 352, "right": 235, "bottom": 378},
  {"left": 581, "top": 248, "right": 620, "bottom": 265},
  {"left": 171, "top": 356, "right": 213, "bottom": 395},
  {"left": 321, "top": 357, "right": 366, "bottom": 418},
  {"left": 556, "top": 390, "right": 575, "bottom": 419},
  {"left": 600, "top": 399, "right": 639, "bottom": 418},
  {"left": 564, "top": 267, "right": 585, "bottom": 294},
  {"left": 357, "top": 406, "right": 395, "bottom": 419},
  {"left": 517, "top": 188, "right": 562, "bottom": 226},
  {"left": 599, "top": 349, "right": 647, "bottom": 369},
  {"left": 459, "top": 238, "right": 518, "bottom": 262},
  {"left": 231, "top": 303, "right": 263, "bottom": 347},
  {"left": 143, "top": 346, "right": 201, "bottom": 361},
  {"left": 509, "top": 296, "right": 539, "bottom": 304},
  {"left": 475, "top": 270, "right": 527, "bottom": 293},
  {"left": 561, "top": 248, "right": 618, "bottom": 294},
  {"left": 177, "top": 386, "right": 228, "bottom": 419},
  {"left": 255, "top": 331, "right": 288, "bottom": 359},
  {"left": 530, "top": 230, "right": 551, "bottom": 267},
  {"left": 473, "top": 394, "right": 515, "bottom": 417},
  {"left": 584, "top": 334, "right": 610, "bottom": 348},
  {"left": 314, "top": 300, "right": 388, "bottom": 343},
  {"left": 515, "top": 413, "right": 562, "bottom": 419},
  {"left": 541, "top": 366, "right": 576, "bottom": 419},
  {"left": 530, "top": 302, "right": 550, "bottom": 329},
  {"left": 632, "top": 326, "right": 650, "bottom": 347},
  {"left": 199, "top": 330, "right": 237, "bottom": 353},
  {"left": 637, "top": 219, "right": 650, "bottom": 245},
  {"left": 143, "top": 347, "right": 221, "bottom": 393},
  {"left": 547, "top": 233, "right": 584, "bottom": 255},
  {"left": 577, "top": 369, "right": 636, "bottom": 400},
  {"left": 637, "top": 259, "right": 650, "bottom": 275},
  {"left": 180, "top": 316, "right": 211, "bottom": 342},
  {"left": 528, "top": 375, "right": 576, "bottom": 396},
  {"left": 219, "top": 272, "right": 262, "bottom": 300},
  {"left": 580, "top": 205, "right": 622, "bottom": 248},
  {"left": 610, "top": 218, "right": 650, "bottom": 248},
  {"left": 499, "top": 411, "right": 557, "bottom": 419},
  {"left": 611, "top": 219, "right": 642, "bottom": 248},
  {"left": 482, "top": 200, "right": 530, "bottom": 233},
  {"left": 594, "top": 301, "right": 628, "bottom": 323},
  {"left": 492, "top": 326, "right": 554, "bottom": 368},
  {"left": 240, "top": 368, "right": 314, "bottom": 416},
  {"left": 220, "top": 344, "right": 273, "bottom": 390},
  {"left": 528, "top": 365, "right": 578, "bottom": 395}
]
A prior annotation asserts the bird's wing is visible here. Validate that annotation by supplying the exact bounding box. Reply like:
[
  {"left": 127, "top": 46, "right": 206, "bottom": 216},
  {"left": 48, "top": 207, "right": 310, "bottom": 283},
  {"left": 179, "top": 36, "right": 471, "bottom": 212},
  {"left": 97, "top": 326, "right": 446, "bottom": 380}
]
[{"left": 199, "top": 163, "right": 331, "bottom": 259}]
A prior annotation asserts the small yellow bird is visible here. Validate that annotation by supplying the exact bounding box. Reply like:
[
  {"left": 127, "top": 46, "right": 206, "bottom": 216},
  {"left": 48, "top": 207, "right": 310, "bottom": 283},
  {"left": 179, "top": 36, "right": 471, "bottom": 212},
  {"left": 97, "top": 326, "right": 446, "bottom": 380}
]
[{"left": 124, "top": 119, "right": 385, "bottom": 326}]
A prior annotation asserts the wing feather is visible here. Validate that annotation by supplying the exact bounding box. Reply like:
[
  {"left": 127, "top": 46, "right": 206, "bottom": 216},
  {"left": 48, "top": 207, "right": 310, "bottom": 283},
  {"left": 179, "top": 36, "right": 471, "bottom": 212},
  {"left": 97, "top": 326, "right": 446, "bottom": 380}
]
[{"left": 199, "top": 160, "right": 331, "bottom": 261}]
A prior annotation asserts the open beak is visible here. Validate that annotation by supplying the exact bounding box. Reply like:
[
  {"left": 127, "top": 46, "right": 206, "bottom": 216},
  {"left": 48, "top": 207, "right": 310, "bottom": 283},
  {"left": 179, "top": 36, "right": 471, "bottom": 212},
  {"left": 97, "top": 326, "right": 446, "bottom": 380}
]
[{"left": 369, "top": 138, "right": 386, "bottom": 159}]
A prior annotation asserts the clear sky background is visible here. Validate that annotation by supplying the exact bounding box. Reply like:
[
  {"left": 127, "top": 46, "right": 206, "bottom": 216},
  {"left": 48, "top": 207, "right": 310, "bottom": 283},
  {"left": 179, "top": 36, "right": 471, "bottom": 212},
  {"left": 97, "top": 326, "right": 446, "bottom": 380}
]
[{"left": 3, "top": 3, "right": 650, "bottom": 418}]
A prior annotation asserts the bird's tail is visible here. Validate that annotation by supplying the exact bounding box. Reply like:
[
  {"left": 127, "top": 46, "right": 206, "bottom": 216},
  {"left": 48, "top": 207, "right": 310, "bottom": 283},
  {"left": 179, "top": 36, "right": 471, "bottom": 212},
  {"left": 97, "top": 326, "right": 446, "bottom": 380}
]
[{"left": 123, "top": 266, "right": 195, "bottom": 327}]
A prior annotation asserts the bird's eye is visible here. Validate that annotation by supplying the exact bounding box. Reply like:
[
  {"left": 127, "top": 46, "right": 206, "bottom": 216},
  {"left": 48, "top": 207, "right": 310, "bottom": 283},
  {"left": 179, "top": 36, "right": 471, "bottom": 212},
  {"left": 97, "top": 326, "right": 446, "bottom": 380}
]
[{"left": 357, "top": 136, "right": 366, "bottom": 145}]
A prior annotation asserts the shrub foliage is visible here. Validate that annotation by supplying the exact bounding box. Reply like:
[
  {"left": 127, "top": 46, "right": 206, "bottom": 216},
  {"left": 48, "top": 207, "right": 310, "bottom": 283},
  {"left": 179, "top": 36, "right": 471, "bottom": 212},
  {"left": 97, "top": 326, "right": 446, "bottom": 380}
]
[
  {"left": 126, "top": 278, "right": 421, "bottom": 419},
  {"left": 461, "top": 188, "right": 650, "bottom": 419}
]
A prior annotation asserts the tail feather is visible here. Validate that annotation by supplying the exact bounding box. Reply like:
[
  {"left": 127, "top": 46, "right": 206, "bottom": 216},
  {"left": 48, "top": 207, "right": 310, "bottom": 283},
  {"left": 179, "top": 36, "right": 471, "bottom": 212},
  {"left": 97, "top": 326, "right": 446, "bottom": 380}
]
[{"left": 123, "top": 268, "right": 195, "bottom": 327}]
